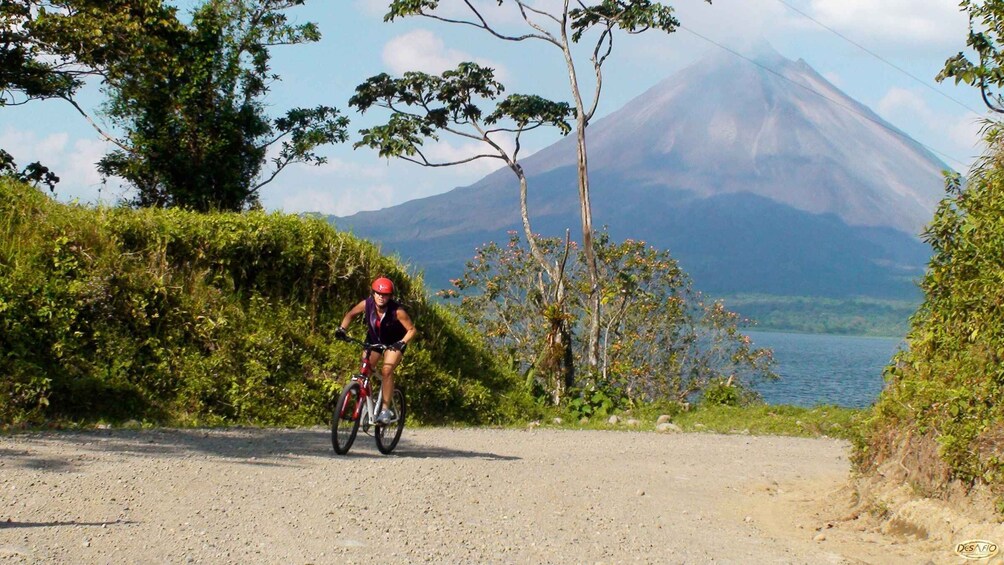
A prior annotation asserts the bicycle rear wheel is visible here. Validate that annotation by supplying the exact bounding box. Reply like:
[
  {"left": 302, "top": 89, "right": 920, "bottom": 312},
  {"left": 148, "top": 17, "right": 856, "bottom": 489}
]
[
  {"left": 375, "top": 387, "right": 406, "bottom": 454},
  {"left": 332, "top": 382, "right": 362, "bottom": 455}
]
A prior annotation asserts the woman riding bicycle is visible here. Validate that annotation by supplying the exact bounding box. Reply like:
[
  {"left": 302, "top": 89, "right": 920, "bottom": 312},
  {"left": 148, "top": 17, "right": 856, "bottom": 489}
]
[{"left": 335, "top": 277, "right": 416, "bottom": 424}]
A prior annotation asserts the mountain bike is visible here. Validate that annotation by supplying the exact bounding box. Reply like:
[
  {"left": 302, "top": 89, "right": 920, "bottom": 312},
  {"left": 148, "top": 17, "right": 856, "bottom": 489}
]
[{"left": 331, "top": 336, "right": 406, "bottom": 455}]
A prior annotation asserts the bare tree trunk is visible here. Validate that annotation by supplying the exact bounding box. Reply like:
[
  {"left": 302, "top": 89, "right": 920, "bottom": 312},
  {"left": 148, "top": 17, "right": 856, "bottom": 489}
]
[
  {"left": 575, "top": 119, "right": 601, "bottom": 369},
  {"left": 556, "top": 8, "right": 603, "bottom": 374},
  {"left": 514, "top": 164, "right": 575, "bottom": 403}
]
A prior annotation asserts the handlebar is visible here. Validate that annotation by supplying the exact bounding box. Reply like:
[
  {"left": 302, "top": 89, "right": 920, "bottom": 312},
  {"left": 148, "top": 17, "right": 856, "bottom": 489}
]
[{"left": 339, "top": 333, "right": 389, "bottom": 352}]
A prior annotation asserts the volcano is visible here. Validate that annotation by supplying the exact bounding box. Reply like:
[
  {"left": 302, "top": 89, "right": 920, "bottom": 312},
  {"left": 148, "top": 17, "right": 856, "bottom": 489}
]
[{"left": 333, "top": 46, "right": 947, "bottom": 300}]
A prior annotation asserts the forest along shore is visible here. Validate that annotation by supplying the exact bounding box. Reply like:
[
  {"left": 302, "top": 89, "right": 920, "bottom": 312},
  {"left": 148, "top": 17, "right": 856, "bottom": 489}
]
[{"left": 0, "top": 427, "right": 953, "bottom": 563}]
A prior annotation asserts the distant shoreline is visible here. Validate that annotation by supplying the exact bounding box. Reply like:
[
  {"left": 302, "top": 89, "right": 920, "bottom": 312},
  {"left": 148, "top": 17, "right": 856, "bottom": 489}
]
[{"left": 720, "top": 293, "right": 918, "bottom": 338}]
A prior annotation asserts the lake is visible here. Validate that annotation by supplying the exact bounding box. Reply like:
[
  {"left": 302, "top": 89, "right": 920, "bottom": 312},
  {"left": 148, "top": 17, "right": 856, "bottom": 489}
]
[{"left": 745, "top": 330, "right": 906, "bottom": 408}]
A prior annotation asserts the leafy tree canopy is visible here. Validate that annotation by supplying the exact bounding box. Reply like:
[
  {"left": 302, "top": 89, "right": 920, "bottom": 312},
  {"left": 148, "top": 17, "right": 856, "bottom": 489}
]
[
  {"left": 11, "top": 0, "right": 347, "bottom": 211},
  {"left": 351, "top": 62, "right": 571, "bottom": 163},
  {"left": 0, "top": 0, "right": 81, "bottom": 106},
  {"left": 938, "top": 0, "right": 1004, "bottom": 112}
]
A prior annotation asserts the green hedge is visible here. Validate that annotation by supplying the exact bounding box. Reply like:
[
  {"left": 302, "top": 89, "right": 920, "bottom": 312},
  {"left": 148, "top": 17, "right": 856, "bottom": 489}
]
[{"left": 0, "top": 179, "right": 530, "bottom": 427}]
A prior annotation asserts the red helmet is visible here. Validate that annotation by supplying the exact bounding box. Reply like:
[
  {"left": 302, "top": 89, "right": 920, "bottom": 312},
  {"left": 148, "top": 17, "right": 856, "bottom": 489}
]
[{"left": 371, "top": 277, "right": 394, "bottom": 294}]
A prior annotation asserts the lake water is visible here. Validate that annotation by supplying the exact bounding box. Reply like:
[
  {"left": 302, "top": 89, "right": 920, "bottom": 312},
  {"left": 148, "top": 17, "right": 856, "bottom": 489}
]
[{"left": 745, "top": 330, "right": 906, "bottom": 408}]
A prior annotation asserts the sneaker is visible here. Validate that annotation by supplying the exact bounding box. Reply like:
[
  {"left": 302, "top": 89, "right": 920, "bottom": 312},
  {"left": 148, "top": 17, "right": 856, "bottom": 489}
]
[{"left": 376, "top": 409, "right": 396, "bottom": 424}]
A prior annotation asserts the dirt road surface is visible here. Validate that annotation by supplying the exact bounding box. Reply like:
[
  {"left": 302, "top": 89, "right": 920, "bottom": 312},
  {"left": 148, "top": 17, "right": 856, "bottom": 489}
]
[{"left": 0, "top": 427, "right": 959, "bottom": 563}]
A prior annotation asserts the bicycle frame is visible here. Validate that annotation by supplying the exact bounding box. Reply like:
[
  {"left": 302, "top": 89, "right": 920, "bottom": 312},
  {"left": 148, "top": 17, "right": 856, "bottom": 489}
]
[
  {"left": 349, "top": 365, "right": 384, "bottom": 433},
  {"left": 345, "top": 338, "right": 387, "bottom": 433}
]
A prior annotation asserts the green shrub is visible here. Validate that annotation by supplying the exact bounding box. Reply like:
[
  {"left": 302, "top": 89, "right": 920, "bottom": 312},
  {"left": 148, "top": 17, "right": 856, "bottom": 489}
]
[
  {"left": 702, "top": 378, "right": 742, "bottom": 407},
  {"left": 855, "top": 127, "right": 1004, "bottom": 503},
  {"left": 0, "top": 178, "right": 526, "bottom": 427},
  {"left": 566, "top": 384, "right": 619, "bottom": 420}
]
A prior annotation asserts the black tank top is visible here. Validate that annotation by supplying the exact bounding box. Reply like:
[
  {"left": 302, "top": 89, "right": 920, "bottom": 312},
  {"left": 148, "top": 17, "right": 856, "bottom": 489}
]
[{"left": 364, "top": 296, "right": 407, "bottom": 345}]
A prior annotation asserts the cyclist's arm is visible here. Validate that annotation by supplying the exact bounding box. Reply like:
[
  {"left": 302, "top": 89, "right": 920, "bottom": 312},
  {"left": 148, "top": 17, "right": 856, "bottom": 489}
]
[
  {"left": 339, "top": 300, "right": 367, "bottom": 331},
  {"left": 396, "top": 308, "right": 417, "bottom": 345}
]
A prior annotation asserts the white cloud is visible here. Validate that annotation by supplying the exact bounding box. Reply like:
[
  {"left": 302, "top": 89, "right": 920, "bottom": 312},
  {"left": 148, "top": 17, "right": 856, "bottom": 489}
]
[
  {"left": 354, "top": 0, "right": 389, "bottom": 19},
  {"left": 0, "top": 127, "right": 118, "bottom": 203},
  {"left": 875, "top": 87, "right": 984, "bottom": 171},
  {"left": 877, "top": 87, "right": 927, "bottom": 117},
  {"left": 677, "top": 0, "right": 793, "bottom": 43},
  {"left": 274, "top": 182, "right": 400, "bottom": 217},
  {"left": 808, "top": 0, "right": 967, "bottom": 51},
  {"left": 263, "top": 147, "right": 494, "bottom": 215},
  {"left": 66, "top": 139, "right": 108, "bottom": 184},
  {"left": 821, "top": 71, "right": 843, "bottom": 89},
  {"left": 949, "top": 119, "right": 986, "bottom": 165},
  {"left": 382, "top": 29, "right": 509, "bottom": 79},
  {"left": 305, "top": 156, "right": 387, "bottom": 180}
]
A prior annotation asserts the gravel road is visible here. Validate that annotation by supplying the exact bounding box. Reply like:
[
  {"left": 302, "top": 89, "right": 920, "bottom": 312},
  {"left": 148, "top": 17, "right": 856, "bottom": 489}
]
[{"left": 0, "top": 427, "right": 950, "bottom": 563}]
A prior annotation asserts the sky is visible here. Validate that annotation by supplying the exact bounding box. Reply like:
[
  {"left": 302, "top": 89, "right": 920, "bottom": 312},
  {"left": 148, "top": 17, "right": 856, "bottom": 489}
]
[{"left": 0, "top": 0, "right": 990, "bottom": 217}]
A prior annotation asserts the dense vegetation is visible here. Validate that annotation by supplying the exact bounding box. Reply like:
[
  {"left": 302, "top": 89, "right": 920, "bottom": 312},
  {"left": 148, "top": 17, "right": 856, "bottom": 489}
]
[
  {"left": 0, "top": 179, "right": 530, "bottom": 428},
  {"left": 722, "top": 294, "right": 917, "bottom": 337},
  {"left": 441, "top": 232, "right": 777, "bottom": 409},
  {"left": 855, "top": 132, "right": 1004, "bottom": 505}
]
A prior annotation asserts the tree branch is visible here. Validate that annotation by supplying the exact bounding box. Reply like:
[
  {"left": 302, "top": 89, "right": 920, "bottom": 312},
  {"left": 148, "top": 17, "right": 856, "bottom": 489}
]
[
  {"left": 60, "top": 95, "right": 131, "bottom": 153},
  {"left": 586, "top": 25, "right": 613, "bottom": 121},
  {"left": 515, "top": 0, "right": 561, "bottom": 46},
  {"left": 414, "top": 3, "right": 544, "bottom": 43}
]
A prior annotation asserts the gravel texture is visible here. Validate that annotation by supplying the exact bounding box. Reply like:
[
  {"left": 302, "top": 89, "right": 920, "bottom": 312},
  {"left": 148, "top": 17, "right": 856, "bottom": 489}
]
[{"left": 0, "top": 427, "right": 953, "bottom": 563}]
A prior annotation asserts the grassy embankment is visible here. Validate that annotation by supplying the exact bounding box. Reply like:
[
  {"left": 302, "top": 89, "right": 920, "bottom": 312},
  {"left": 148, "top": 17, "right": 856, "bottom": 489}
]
[{"left": 0, "top": 178, "right": 531, "bottom": 429}]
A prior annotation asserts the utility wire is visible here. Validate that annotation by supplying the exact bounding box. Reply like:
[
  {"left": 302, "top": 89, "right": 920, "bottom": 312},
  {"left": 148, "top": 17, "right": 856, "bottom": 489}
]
[
  {"left": 774, "top": 0, "right": 985, "bottom": 117},
  {"left": 679, "top": 25, "right": 974, "bottom": 171}
]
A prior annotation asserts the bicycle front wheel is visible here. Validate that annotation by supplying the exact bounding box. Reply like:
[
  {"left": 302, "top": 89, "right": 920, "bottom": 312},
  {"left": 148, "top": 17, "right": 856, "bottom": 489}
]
[
  {"left": 332, "top": 382, "right": 362, "bottom": 455},
  {"left": 375, "top": 387, "right": 406, "bottom": 454}
]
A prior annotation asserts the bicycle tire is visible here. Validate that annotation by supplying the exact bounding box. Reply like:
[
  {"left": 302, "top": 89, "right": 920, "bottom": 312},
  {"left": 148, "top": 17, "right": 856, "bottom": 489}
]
[
  {"left": 374, "top": 387, "right": 406, "bottom": 454},
  {"left": 331, "top": 382, "right": 362, "bottom": 455}
]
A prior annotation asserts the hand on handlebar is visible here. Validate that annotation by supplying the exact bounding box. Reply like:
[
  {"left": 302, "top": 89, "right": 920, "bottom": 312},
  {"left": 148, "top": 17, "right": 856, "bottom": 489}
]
[{"left": 335, "top": 327, "right": 347, "bottom": 341}]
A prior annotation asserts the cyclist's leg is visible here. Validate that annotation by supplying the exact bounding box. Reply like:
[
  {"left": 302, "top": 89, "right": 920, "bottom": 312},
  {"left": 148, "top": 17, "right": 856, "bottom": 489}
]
[
  {"left": 380, "top": 349, "right": 403, "bottom": 412},
  {"left": 366, "top": 349, "right": 382, "bottom": 371}
]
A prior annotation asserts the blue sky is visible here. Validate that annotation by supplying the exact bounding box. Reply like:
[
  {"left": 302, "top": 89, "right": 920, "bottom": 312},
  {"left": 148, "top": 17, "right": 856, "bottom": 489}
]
[{"left": 1, "top": 0, "right": 989, "bottom": 216}]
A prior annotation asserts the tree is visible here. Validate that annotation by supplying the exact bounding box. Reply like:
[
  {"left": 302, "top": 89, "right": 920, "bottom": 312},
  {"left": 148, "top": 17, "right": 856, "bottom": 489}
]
[
  {"left": 383, "top": 0, "right": 709, "bottom": 375},
  {"left": 0, "top": 0, "right": 86, "bottom": 191},
  {"left": 0, "top": 0, "right": 80, "bottom": 106},
  {"left": 440, "top": 230, "right": 776, "bottom": 407},
  {"left": 351, "top": 63, "right": 579, "bottom": 401},
  {"left": 938, "top": 0, "right": 1004, "bottom": 113},
  {"left": 26, "top": 0, "right": 348, "bottom": 211}
]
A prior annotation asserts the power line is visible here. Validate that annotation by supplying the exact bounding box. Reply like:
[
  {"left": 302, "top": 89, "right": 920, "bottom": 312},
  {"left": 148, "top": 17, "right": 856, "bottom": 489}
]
[
  {"left": 774, "top": 0, "right": 985, "bottom": 117},
  {"left": 678, "top": 25, "right": 974, "bottom": 171}
]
